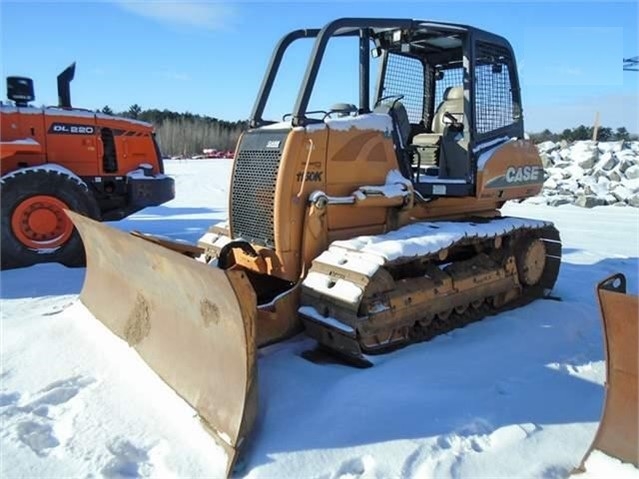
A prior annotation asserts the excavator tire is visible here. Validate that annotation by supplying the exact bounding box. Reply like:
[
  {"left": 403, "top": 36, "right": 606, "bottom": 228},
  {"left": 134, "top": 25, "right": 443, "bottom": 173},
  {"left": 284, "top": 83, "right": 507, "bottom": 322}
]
[{"left": 1, "top": 168, "right": 100, "bottom": 269}]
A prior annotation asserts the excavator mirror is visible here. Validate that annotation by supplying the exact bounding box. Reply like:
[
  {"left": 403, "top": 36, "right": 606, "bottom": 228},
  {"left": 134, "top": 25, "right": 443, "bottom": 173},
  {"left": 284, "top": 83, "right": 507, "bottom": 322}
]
[
  {"left": 371, "top": 47, "right": 382, "bottom": 58},
  {"left": 6, "top": 76, "right": 35, "bottom": 106}
]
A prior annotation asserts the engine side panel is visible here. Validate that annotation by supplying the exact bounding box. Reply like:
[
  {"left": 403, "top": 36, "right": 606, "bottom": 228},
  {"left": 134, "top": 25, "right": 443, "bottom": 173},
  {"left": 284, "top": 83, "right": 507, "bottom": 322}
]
[{"left": 476, "top": 139, "right": 544, "bottom": 201}]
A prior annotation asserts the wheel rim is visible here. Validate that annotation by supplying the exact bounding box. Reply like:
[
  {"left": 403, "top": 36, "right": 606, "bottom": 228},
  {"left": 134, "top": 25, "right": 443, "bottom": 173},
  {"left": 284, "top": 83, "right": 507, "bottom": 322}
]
[{"left": 11, "top": 195, "right": 73, "bottom": 249}]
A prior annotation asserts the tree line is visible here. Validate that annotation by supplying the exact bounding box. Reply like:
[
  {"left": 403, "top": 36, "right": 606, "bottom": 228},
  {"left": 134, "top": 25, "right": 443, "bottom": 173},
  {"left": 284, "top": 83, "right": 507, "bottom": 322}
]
[
  {"left": 529, "top": 125, "right": 637, "bottom": 143},
  {"left": 99, "top": 104, "right": 248, "bottom": 156},
  {"left": 98, "top": 104, "right": 637, "bottom": 155}
]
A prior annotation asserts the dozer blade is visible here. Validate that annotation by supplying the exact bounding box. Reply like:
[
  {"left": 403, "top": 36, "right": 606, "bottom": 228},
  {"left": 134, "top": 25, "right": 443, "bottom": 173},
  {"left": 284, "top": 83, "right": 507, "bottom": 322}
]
[
  {"left": 574, "top": 272, "right": 638, "bottom": 474},
  {"left": 66, "top": 210, "right": 258, "bottom": 477}
]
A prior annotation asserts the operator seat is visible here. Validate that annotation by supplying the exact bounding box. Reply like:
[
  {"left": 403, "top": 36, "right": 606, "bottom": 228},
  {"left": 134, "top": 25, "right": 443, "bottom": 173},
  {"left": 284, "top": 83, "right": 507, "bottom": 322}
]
[
  {"left": 411, "top": 85, "right": 465, "bottom": 177},
  {"left": 374, "top": 99, "right": 412, "bottom": 178},
  {"left": 430, "top": 86, "right": 464, "bottom": 133}
]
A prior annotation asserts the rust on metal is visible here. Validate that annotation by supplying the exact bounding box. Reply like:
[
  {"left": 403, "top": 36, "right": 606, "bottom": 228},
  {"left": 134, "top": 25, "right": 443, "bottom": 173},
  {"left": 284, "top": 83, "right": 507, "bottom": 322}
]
[
  {"left": 66, "top": 210, "right": 258, "bottom": 477},
  {"left": 574, "top": 273, "right": 638, "bottom": 473}
]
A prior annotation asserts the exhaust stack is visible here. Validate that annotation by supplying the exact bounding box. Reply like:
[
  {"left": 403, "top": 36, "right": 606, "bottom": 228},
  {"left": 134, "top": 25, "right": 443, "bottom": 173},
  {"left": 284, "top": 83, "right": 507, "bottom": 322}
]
[{"left": 57, "top": 62, "right": 76, "bottom": 108}]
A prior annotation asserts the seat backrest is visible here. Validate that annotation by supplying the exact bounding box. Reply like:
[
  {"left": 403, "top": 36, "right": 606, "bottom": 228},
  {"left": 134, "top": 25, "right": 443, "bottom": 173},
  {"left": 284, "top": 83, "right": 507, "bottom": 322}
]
[
  {"left": 374, "top": 100, "right": 411, "bottom": 148},
  {"left": 431, "top": 86, "right": 464, "bottom": 134}
]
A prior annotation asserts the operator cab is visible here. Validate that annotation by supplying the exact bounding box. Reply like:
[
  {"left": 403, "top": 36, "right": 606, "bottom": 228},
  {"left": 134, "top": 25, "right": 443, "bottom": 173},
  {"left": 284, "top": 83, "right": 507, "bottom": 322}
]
[
  {"left": 368, "top": 25, "right": 521, "bottom": 197},
  {"left": 249, "top": 18, "right": 524, "bottom": 198}
]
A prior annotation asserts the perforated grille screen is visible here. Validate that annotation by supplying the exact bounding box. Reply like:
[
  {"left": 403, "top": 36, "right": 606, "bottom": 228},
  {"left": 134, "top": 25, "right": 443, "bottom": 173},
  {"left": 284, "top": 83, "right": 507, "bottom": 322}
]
[
  {"left": 382, "top": 53, "right": 425, "bottom": 123},
  {"left": 423, "top": 64, "right": 435, "bottom": 127},
  {"left": 474, "top": 42, "right": 515, "bottom": 134},
  {"left": 434, "top": 66, "right": 463, "bottom": 109},
  {"left": 230, "top": 132, "right": 285, "bottom": 248}
]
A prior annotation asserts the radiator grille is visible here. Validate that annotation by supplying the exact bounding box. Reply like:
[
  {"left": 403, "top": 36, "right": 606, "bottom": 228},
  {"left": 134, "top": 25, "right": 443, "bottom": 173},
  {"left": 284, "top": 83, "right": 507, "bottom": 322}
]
[{"left": 230, "top": 133, "right": 285, "bottom": 248}]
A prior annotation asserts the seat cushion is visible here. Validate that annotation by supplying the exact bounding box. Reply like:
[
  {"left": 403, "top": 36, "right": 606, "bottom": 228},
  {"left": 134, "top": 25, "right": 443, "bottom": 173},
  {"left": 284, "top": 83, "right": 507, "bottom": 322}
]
[{"left": 412, "top": 133, "right": 442, "bottom": 147}]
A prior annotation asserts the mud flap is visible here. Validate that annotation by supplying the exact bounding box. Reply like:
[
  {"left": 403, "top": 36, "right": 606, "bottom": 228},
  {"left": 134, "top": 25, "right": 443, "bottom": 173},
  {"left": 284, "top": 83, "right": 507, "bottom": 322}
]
[
  {"left": 66, "top": 210, "right": 258, "bottom": 477},
  {"left": 573, "top": 272, "right": 638, "bottom": 474}
]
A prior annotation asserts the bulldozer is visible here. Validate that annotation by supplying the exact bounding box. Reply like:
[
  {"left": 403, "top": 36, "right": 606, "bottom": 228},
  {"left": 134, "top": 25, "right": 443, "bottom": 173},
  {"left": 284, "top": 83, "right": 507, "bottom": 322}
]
[{"left": 66, "top": 17, "right": 571, "bottom": 475}]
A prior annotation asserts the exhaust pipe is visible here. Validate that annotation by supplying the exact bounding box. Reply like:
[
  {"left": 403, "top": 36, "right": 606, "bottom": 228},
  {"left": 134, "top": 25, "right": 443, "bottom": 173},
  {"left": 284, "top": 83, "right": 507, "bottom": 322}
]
[{"left": 57, "top": 62, "right": 75, "bottom": 108}]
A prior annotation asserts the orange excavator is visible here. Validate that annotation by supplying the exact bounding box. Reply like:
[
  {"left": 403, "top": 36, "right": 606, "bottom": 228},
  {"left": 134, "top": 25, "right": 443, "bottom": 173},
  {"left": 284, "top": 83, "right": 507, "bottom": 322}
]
[
  {"left": 1, "top": 63, "right": 174, "bottom": 269},
  {"left": 62, "top": 17, "right": 637, "bottom": 476}
]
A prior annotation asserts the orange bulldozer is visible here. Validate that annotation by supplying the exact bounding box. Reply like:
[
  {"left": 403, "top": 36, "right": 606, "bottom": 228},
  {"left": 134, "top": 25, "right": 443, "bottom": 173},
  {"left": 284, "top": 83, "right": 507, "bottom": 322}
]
[{"left": 61, "top": 16, "right": 637, "bottom": 477}]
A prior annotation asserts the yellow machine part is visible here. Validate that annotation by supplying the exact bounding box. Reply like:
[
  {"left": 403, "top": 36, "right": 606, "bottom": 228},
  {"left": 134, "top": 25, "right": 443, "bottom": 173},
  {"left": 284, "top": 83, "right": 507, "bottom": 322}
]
[
  {"left": 66, "top": 210, "right": 259, "bottom": 476},
  {"left": 574, "top": 272, "right": 638, "bottom": 474}
]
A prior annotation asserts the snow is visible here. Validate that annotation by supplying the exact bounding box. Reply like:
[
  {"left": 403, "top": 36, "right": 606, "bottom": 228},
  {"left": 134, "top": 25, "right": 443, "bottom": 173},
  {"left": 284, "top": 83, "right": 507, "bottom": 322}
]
[
  {"left": 298, "top": 306, "right": 356, "bottom": 335},
  {"left": 306, "top": 112, "right": 394, "bottom": 133},
  {"left": 476, "top": 137, "right": 516, "bottom": 170},
  {"left": 0, "top": 105, "right": 152, "bottom": 127},
  {"left": 354, "top": 169, "right": 412, "bottom": 200},
  {"left": 125, "top": 166, "right": 168, "bottom": 180},
  {"left": 2, "top": 158, "right": 638, "bottom": 479},
  {"left": 301, "top": 271, "right": 364, "bottom": 305},
  {"left": 311, "top": 248, "right": 383, "bottom": 277},
  {"left": 578, "top": 450, "right": 639, "bottom": 479},
  {"left": 331, "top": 216, "right": 551, "bottom": 263},
  {"left": 1, "top": 163, "right": 86, "bottom": 187},
  {"left": 1, "top": 138, "right": 40, "bottom": 146}
]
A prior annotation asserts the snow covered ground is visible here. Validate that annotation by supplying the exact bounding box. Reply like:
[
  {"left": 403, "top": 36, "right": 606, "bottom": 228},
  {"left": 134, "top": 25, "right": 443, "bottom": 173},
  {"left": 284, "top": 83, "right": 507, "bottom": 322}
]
[{"left": 1, "top": 158, "right": 638, "bottom": 478}]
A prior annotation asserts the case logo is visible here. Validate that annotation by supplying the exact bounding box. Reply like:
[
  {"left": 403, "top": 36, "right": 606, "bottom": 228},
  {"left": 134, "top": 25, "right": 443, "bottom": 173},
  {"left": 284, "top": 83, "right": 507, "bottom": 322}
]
[
  {"left": 485, "top": 164, "right": 542, "bottom": 189},
  {"left": 505, "top": 165, "right": 541, "bottom": 183}
]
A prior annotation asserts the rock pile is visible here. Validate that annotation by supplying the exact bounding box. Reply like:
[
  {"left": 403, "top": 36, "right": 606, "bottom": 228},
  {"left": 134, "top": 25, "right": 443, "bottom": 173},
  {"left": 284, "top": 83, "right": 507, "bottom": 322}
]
[{"left": 519, "top": 140, "right": 639, "bottom": 208}]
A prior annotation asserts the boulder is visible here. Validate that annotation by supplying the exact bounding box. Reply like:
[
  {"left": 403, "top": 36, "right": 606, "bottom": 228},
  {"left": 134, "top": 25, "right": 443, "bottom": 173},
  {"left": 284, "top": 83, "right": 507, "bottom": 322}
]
[
  {"left": 575, "top": 194, "right": 606, "bottom": 208},
  {"left": 624, "top": 164, "right": 639, "bottom": 180},
  {"left": 597, "top": 140, "right": 624, "bottom": 153},
  {"left": 612, "top": 185, "right": 632, "bottom": 202},
  {"left": 622, "top": 177, "right": 639, "bottom": 193},
  {"left": 608, "top": 170, "right": 622, "bottom": 182},
  {"left": 598, "top": 151, "right": 618, "bottom": 171},
  {"left": 548, "top": 197, "right": 572, "bottom": 207},
  {"left": 627, "top": 194, "right": 639, "bottom": 208},
  {"left": 603, "top": 194, "right": 617, "bottom": 205},
  {"left": 540, "top": 153, "right": 553, "bottom": 168},
  {"left": 537, "top": 141, "right": 559, "bottom": 153}
]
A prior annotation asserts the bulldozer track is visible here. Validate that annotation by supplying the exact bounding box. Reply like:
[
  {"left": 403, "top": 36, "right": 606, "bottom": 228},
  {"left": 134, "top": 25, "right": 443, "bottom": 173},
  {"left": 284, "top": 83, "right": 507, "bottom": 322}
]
[{"left": 299, "top": 219, "right": 561, "bottom": 367}]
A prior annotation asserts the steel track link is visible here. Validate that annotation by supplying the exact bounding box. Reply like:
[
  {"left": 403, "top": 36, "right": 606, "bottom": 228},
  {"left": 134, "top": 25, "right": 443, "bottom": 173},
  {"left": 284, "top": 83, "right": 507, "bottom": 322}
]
[{"left": 300, "top": 224, "right": 562, "bottom": 367}]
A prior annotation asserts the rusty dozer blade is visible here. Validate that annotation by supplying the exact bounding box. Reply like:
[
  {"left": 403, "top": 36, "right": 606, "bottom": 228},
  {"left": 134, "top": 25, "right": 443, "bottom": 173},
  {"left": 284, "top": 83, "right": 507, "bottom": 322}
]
[
  {"left": 66, "top": 210, "right": 258, "bottom": 477},
  {"left": 573, "top": 272, "right": 639, "bottom": 474}
]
